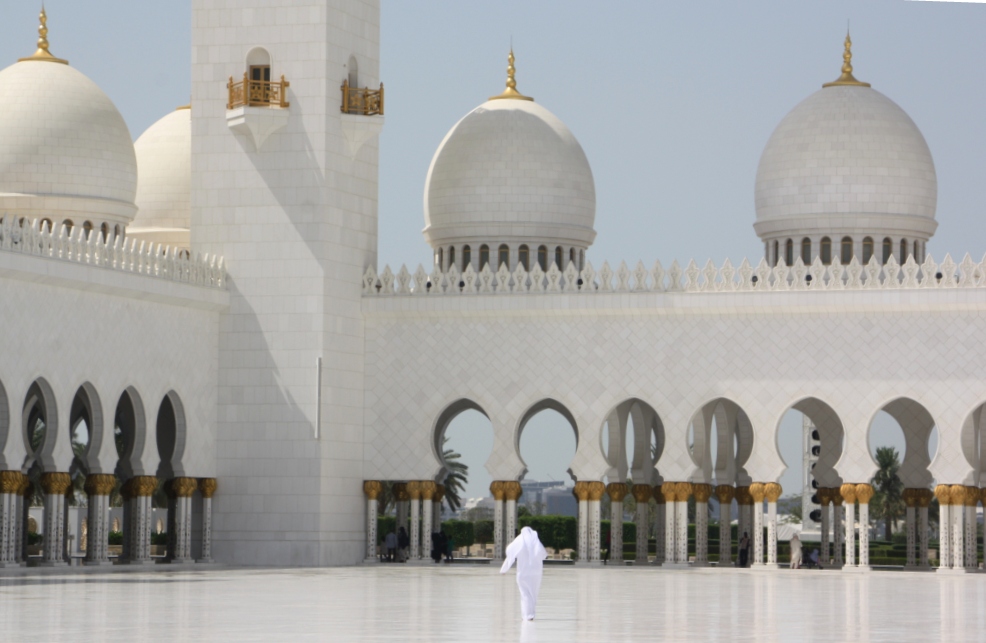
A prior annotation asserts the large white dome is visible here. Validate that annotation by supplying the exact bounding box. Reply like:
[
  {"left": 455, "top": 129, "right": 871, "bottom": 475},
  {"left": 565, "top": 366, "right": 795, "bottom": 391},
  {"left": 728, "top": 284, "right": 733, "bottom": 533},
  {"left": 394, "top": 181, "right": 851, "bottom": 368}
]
[
  {"left": 0, "top": 59, "right": 138, "bottom": 226},
  {"left": 129, "top": 107, "right": 191, "bottom": 249},
  {"left": 423, "top": 97, "right": 596, "bottom": 252},
  {"left": 754, "top": 83, "right": 937, "bottom": 243}
]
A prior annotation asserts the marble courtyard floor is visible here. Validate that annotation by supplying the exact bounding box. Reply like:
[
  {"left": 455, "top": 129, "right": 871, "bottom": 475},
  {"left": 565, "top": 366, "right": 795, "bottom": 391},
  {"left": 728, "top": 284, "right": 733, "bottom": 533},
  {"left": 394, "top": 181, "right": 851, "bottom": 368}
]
[{"left": 2, "top": 565, "right": 985, "bottom": 642}]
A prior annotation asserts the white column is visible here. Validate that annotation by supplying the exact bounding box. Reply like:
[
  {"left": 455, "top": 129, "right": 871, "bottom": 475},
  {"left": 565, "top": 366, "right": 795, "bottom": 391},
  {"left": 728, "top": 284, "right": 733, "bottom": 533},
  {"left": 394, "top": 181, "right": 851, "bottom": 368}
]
[
  {"left": 609, "top": 485, "right": 625, "bottom": 565},
  {"left": 938, "top": 499, "right": 951, "bottom": 569},
  {"left": 505, "top": 498, "right": 517, "bottom": 544},
  {"left": 654, "top": 498, "right": 666, "bottom": 565},
  {"left": 634, "top": 495, "right": 648, "bottom": 564},
  {"left": 588, "top": 497, "right": 601, "bottom": 563},
  {"left": 964, "top": 499, "right": 976, "bottom": 571},
  {"left": 833, "top": 502, "right": 844, "bottom": 567},
  {"left": 820, "top": 498, "right": 830, "bottom": 567},
  {"left": 905, "top": 505, "right": 917, "bottom": 568},
  {"left": 951, "top": 495, "right": 963, "bottom": 570},
  {"left": 84, "top": 474, "right": 114, "bottom": 566},
  {"left": 129, "top": 486, "right": 154, "bottom": 565},
  {"left": 717, "top": 489, "right": 732, "bottom": 567},
  {"left": 918, "top": 503, "right": 929, "bottom": 568},
  {"left": 664, "top": 501, "right": 676, "bottom": 564},
  {"left": 0, "top": 477, "right": 16, "bottom": 567},
  {"left": 766, "top": 500, "right": 778, "bottom": 567},
  {"left": 198, "top": 478, "right": 216, "bottom": 563},
  {"left": 491, "top": 484, "right": 504, "bottom": 560},
  {"left": 39, "top": 473, "right": 69, "bottom": 567},
  {"left": 844, "top": 501, "right": 856, "bottom": 568},
  {"left": 577, "top": 498, "right": 588, "bottom": 562},
  {"left": 409, "top": 495, "right": 421, "bottom": 560},
  {"left": 694, "top": 485, "right": 710, "bottom": 566},
  {"left": 857, "top": 501, "right": 870, "bottom": 569},
  {"left": 365, "top": 491, "right": 379, "bottom": 563},
  {"left": 751, "top": 500, "right": 764, "bottom": 567},
  {"left": 422, "top": 496, "right": 433, "bottom": 561},
  {"left": 675, "top": 499, "right": 688, "bottom": 564}
]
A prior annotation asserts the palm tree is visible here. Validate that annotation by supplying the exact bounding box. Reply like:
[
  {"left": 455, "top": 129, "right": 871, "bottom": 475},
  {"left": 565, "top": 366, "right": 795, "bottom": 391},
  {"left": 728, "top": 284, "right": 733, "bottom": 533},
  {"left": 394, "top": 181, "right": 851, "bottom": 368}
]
[
  {"left": 870, "top": 446, "right": 904, "bottom": 540},
  {"left": 441, "top": 437, "right": 468, "bottom": 513}
]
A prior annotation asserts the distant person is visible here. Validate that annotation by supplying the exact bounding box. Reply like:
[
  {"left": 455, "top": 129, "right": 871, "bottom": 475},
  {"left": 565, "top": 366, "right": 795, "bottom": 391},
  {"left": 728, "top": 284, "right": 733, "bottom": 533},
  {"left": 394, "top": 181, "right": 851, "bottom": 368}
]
[
  {"left": 384, "top": 530, "right": 397, "bottom": 562},
  {"left": 431, "top": 531, "right": 443, "bottom": 563},
  {"left": 500, "top": 526, "right": 548, "bottom": 621},
  {"left": 739, "top": 531, "right": 750, "bottom": 567},
  {"left": 808, "top": 548, "right": 820, "bottom": 569},
  {"left": 445, "top": 532, "right": 454, "bottom": 562},
  {"left": 398, "top": 526, "right": 409, "bottom": 563},
  {"left": 789, "top": 534, "right": 802, "bottom": 569}
]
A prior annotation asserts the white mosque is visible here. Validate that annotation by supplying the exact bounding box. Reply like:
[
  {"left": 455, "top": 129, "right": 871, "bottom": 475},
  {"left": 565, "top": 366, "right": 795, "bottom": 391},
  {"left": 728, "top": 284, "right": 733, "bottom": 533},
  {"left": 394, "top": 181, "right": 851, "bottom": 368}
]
[{"left": 0, "top": 3, "right": 984, "bottom": 573}]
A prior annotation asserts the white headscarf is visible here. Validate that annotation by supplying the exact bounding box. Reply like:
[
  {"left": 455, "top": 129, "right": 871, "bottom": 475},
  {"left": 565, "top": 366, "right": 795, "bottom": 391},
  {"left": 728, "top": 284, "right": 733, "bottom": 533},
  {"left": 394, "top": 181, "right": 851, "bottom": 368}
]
[{"left": 500, "top": 526, "right": 548, "bottom": 574}]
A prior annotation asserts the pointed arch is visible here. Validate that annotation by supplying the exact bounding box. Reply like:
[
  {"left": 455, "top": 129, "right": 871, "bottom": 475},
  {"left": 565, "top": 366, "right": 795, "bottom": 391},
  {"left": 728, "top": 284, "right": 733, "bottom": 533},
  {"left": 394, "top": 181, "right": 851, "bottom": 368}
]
[
  {"left": 156, "top": 390, "right": 187, "bottom": 479},
  {"left": 0, "top": 378, "right": 9, "bottom": 470},
  {"left": 515, "top": 398, "right": 579, "bottom": 480},
  {"left": 69, "top": 382, "right": 104, "bottom": 474},
  {"left": 687, "top": 397, "right": 754, "bottom": 485},
  {"left": 114, "top": 386, "right": 147, "bottom": 479},
  {"left": 869, "top": 397, "right": 936, "bottom": 489},
  {"left": 22, "top": 377, "right": 58, "bottom": 471},
  {"left": 599, "top": 398, "right": 665, "bottom": 485}
]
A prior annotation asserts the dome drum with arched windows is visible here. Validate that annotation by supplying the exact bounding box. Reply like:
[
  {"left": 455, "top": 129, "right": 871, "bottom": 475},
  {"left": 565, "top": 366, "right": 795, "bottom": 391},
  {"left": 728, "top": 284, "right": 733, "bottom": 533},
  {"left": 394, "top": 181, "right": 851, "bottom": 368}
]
[
  {"left": 754, "top": 34, "right": 937, "bottom": 267},
  {"left": 0, "top": 9, "right": 138, "bottom": 239},
  {"left": 423, "top": 51, "right": 596, "bottom": 273}
]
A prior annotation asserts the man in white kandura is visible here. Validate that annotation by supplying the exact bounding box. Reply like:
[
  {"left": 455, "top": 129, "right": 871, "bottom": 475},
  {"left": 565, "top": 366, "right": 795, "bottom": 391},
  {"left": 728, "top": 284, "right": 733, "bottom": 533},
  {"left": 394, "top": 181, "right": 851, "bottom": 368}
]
[
  {"left": 789, "top": 534, "right": 802, "bottom": 569},
  {"left": 500, "top": 526, "right": 548, "bottom": 621}
]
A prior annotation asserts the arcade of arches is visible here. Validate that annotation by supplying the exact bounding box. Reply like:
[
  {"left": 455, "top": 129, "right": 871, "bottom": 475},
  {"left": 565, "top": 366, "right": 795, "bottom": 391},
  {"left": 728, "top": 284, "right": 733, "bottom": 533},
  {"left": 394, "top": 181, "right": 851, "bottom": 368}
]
[
  {"left": 0, "top": 378, "right": 217, "bottom": 568},
  {"left": 363, "top": 396, "right": 986, "bottom": 573}
]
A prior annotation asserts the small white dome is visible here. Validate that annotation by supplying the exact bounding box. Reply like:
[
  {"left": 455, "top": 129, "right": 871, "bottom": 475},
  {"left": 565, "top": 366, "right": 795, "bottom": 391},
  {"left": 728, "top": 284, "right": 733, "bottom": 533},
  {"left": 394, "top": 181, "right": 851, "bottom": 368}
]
[
  {"left": 754, "top": 84, "right": 937, "bottom": 241},
  {"left": 0, "top": 59, "right": 138, "bottom": 225},
  {"left": 423, "top": 98, "right": 596, "bottom": 251},
  {"left": 129, "top": 107, "right": 190, "bottom": 248}
]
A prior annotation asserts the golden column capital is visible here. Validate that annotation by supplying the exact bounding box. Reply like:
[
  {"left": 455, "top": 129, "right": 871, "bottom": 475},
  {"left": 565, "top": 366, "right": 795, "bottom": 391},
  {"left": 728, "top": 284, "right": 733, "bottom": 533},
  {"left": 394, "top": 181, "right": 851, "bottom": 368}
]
[
  {"left": 854, "top": 483, "right": 874, "bottom": 505},
  {"left": 132, "top": 476, "right": 158, "bottom": 497},
  {"left": 714, "top": 485, "right": 735, "bottom": 504},
  {"left": 980, "top": 487, "right": 986, "bottom": 507},
  {"left": 934, "top": 484, "right": 952, "bottom": 505},
  {"left": 0, "top": 471, "right": 24, "bottom": 494},
  {"left": 673, "top": 482, "right": 693, "bottom": 502},
  {"left": 607, "top": 482, "right": 629, "bottom": 502},
  {"left": 817, "top": 488, "right": 830, "bottom": 506},
  {"left": 19, "top": 474, "right": 32, "bottom": 497},
  {"left": 901, "top": 488, "right": 916, "bottom": 507},
  {"left": 964, "top": 485, "right": 979, "bottom": 507},
  {"left": 503, "top": 481, "right": 523, "bottom": 501},
  {"left": 406, "top": 481, "right": 422, "bottom": 500},
  {"left": 199, "top": 478, "right": 218, "bottom": 499},
  {"left": 651, "top": 485, "right": 666, "bottom": 504},
  {"left": 573, "top": 481, "right": 591, "bottom": 501},
  {"left": 916, "top": 488, "right": 932, "bottom": 508},
  {"left": 434, "top": 484, "right": 446, "bottom": 503},
  {"left": 830, "top": 488, "right": 844, "bottom": 506},
  {"left": 839, "top": 483, "right": 857, "bottom": 505},
  {"left": 948, "top": 484, "right": 966, "bottom": 507},
  {"left": 490, "top": 481, "right": 506, "bottom": 501},
  {"left": 586, "top": 481, "right": 606, "bottom": 501},
  {"left": 764, "top": 482, "right": 783, "bottom": 503},
  {"left": 40, "top": 472, "right": 72, "bottom": 495},
  {"left": 659, "top": 482, "right": 677, "bottom": 503},
  {"left": 363, "top": 480, "right": 383, "bottom": 500},
  {"left": 170, "top": 477, "right": 198, "bottom": 498},
  {"left": 748, "top": 482, "right": 765, "bottom": 503},
  {"left": 392, "top": 482, "right": 409, "bottom": 502},
  {"left": 420, "top": 481, "right": 438, "bottom": 500},
  {"left": 83, "top": 473, "right": 116, "bottom": 496},
  {"left": 692, "top": 483, "right": 713, "bottom": 503},
  {"left": 631, "top": 484, "right": 652, "bottom": 503},
  {"left": 734, "top": 485, "right": 751, "bottom": 505}
]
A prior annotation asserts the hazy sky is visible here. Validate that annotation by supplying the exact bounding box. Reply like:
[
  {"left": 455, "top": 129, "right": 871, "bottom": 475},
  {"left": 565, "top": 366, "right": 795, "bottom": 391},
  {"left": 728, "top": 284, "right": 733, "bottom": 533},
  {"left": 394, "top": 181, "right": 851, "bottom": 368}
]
[{"left": 3, "top": 1, "right": 979, "bottom": 501}]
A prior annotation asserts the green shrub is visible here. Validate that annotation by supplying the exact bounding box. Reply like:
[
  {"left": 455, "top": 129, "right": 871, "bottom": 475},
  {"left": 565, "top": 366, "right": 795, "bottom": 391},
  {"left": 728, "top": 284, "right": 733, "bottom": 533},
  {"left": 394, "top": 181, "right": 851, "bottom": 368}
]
[
  {"left": 441, "top": 520, "right": 475, "bottom": 549},
  {"left": 108, "top": 531, "right": 123, "bottom": 545},
  {"left": 151, "top": 532, "right": 168, "bottom": 546},
  {"left": 377, "top": 515, "right": 396, "bottom": 544},
  {"left": 27, "top": 532, "right": 43, "bottom": 546},
  {"left": 519, "top": 515, "right": 577, "bottom": 551},
  {"left": 474, "top": 520, "right": 494, "bottom": 546}
]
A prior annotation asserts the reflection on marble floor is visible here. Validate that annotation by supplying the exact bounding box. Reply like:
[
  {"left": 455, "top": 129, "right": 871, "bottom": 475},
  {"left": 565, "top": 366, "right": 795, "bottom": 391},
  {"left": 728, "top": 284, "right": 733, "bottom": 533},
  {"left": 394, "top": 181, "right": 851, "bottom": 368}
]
[{"left": 2, "top": 566, "right": 985, "bottom": 642}]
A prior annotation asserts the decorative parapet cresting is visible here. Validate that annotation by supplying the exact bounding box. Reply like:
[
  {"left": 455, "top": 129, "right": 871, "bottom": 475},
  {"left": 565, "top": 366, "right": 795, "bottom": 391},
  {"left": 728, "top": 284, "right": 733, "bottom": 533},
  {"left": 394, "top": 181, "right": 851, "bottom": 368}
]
[
  {"left": 362, "top": 254, "right": 986, "bottom": 297},
  {"left": 0, "top": 215, "right": 225, "bottom": 290}
]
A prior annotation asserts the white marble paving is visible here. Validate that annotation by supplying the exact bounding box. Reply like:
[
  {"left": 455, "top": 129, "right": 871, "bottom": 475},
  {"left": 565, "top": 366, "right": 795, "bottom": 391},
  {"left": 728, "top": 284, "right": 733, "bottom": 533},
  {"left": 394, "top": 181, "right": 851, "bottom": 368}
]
[{"left": 2, "top": 566, "right": 985, "bottom": 642}]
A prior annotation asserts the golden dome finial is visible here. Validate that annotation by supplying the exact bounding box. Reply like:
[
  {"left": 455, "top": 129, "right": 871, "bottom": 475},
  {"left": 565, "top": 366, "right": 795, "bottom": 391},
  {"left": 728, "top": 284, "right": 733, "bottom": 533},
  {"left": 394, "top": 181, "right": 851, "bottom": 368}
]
[
  {"left": 489, "top": 48, "right": 533, "bottom": 101},
  {"left": 822, "top": 29, "right": 869, "bottom": 88},
  {"left": 19, "top": 6, "right": 68, "bottom": 64}
]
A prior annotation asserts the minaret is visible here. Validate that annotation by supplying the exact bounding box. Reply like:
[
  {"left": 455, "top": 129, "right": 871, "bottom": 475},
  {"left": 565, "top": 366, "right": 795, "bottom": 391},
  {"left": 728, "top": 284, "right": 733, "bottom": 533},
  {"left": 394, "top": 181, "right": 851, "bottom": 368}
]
[{"left": 191, "top": 0, "right": 383, "bottom": 566}]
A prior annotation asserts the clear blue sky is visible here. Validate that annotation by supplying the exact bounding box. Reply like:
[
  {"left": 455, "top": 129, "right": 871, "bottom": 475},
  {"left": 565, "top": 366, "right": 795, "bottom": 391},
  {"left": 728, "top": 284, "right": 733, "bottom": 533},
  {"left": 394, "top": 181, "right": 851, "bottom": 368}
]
[{"left": 2, "top": 1, "right": 978, "bottom": 500}]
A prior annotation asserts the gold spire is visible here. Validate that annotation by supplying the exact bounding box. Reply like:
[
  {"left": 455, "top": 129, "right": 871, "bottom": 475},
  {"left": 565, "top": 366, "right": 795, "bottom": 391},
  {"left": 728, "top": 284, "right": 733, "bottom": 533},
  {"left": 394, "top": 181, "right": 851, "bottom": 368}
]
[
  {"left": 19, "top": 6, "right": 68, "bottom": 64},
  {"left": 822, "top": 30, "right": 869, "bottom": 88},
  {"left": 489, "top": 49, "right": 533, "bottom": 101}
]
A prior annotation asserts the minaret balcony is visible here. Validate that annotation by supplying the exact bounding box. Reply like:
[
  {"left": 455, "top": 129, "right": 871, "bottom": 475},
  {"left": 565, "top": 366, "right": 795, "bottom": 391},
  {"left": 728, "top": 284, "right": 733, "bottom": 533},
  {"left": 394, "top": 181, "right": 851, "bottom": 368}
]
[
  {"left": 341, "top": 80, "right": 383, "bottom": 115},
  {"left": 227, "top": 74, "right": 290, "bottom": 109},
  {"left": 225, "top": 74, "right": 290, "bottom": 151},
  {"left": 339, "top": 80, "right": 385, "bottom": 159}
]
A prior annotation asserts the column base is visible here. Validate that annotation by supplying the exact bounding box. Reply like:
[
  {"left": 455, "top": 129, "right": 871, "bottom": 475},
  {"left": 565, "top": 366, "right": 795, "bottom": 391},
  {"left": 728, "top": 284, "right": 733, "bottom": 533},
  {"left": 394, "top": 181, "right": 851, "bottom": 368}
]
[
  {"left": 717, "top": 561, "right": 733, "bottom": 568},
  {"left": 83, "top": 559, "right": 113, "bottom": 567},
  {"left": 196, "top": 557, "right": 216, "bottom": 564},
  {"left": 0, "top": 562, "right": 26, "bottom": 568},
  {"left": 692, "top": 561, "right": 711, "bottom": 568},
  {"left": 574, "top": 560, "right": 604, "bottom": 567},
  {"left": 658, "top": 562, "right": 690, "bottom": 570},
  {"left": 31, "top": 560, "right": 68, "bottom": 567},
  {"left": 158, "top": 558, "right": 195, "bottom": 566},
  {"left": 119, "top": 558, "right": 155, "bottom": 566}
]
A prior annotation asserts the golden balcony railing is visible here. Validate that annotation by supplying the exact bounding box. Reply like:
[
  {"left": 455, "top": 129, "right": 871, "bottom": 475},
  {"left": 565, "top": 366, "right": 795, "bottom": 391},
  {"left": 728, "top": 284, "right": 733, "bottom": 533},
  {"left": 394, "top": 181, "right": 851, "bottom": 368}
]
[
  {"left": 227, "top": 73, "right": 290, "bottom": 109},
  {"left": 341, "top": 80, "right": 384, "bottom": 116}
]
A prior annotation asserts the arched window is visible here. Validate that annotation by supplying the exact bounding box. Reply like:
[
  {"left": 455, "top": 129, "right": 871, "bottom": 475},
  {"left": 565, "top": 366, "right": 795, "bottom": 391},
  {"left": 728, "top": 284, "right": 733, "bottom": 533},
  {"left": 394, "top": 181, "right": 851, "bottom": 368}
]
[
  {"left": 101, "top": 222, "right": 110, "bottom": 241},
  {"left": 498, "top": 244, "right": 509, "bottom": 269},
  {"left": 537, "top": 245, "right": 547, "bottom": 271},
  {"left": 820, "top": 237, "right": 832, "bottom": 265},
  {"left": 841, "top": 237, "right": 853, "bottom": 264},
  {"left": 114, "top": 224, "right": 122, "bottom": 239},
  {"left": 555, "top": 246, "right": 563, "bottom": 270},
  {"left": 772, "top": 240, "right": 779, "bottom": 267},
  {"left": 479, "top": 245, "right": 490, "bottom": 269},
  {"left": 882, "top": 238, "right": 892, "bottom": 264},
  {"left": 569, "top": 248, "right": 576, "bottom": 267},
  {"left": 448, "top": 246, "right": 456, "bottom": 269},
  {"left": 40, "top": 218, "right": 52, "bottom": 233},
  {"left": 437, "top": 248, "right": 443, "bottom": 269},
  {"left": 246, "top": 47, "right": 272, "bottom": 83},
  {"left": 519, "top": 245, "right": 530, "bottom": 271},
  {"left": 462, "top": 245, "right": 471, "bottom": 271},
  {"left": 862, "top": 237, "right": 874, "bottom": 264},
  {"left": 784, "top": 239, "right": 793, "bottom": 266},
  {"left": 579, "top": 250, "right": 584, "bottom": 270},
  {"left": 347, "top": 55, "right": 359, "bottom": 88},
  {"left": 900, "top": 239, "right": 908, "bottom": 263},
  {"left": 83, "top": 221, "right": 93, "bottom": 239},
  {"left": 801, "top": 238, "right": 811, "bottom": 265},
  {"left": 62, "top": 219, "right": 74, "bottom": 235}
]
